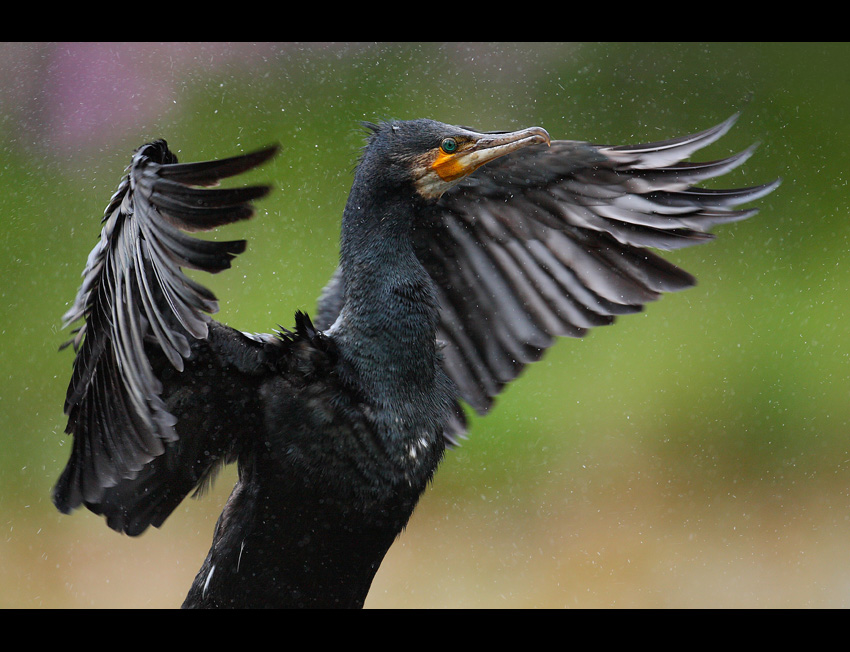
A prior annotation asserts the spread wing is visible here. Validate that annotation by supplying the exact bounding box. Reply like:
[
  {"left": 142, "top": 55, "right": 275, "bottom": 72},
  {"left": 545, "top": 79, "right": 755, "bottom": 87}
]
[
  {"left": 55, "top": 140, "right": 279, "bottom": 521},
  {"left": 318, "top": 113, "right": 779, "bottom": 430}
]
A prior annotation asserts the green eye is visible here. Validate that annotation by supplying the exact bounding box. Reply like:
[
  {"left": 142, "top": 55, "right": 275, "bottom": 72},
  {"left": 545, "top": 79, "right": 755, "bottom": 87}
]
[{"left": 440, "top": 137, "right": 458, "bottom": 154}]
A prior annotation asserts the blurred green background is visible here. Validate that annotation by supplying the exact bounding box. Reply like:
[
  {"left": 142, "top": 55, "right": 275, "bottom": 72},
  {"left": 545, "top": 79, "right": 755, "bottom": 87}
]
[{"left": 1, "top": 42, "right": 847, "bottom": 608}]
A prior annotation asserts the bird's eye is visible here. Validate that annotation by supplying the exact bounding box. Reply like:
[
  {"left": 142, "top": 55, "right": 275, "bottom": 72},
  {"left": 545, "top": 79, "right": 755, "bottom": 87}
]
[{"left": 440, "top": 138, "right": 458, "bottom": 154}]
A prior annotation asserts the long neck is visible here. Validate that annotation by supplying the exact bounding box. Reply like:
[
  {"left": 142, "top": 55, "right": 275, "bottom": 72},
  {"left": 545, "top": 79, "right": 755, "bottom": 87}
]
[{"left": 333, "top": 172, "right": 441, "bottom": 408}]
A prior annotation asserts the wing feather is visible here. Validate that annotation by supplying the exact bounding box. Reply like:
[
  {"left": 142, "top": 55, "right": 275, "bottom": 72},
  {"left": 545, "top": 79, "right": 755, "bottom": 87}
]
[
  {"left": 421, "top": 114, "right": 778, "bottom": 424},
  {"left": 55, "top": 140, "right": 278, "bottom": 514}
]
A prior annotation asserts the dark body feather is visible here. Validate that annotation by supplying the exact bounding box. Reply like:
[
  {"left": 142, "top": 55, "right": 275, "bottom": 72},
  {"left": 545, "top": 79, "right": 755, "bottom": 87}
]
[
  {"left": 181, "top": 316, "right": 443, "bottom": 608},
  {"left": 54, "top": 116, "right": 777, "bottom": 608}
]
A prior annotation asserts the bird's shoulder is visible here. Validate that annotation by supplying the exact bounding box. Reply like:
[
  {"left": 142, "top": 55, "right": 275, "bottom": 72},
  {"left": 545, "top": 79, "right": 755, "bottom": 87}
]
[{"left": 256, "top": 310, "right": 358, "bottom": 431}]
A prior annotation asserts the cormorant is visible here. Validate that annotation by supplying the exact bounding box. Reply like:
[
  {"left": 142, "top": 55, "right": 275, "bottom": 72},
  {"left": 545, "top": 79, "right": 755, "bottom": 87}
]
[{"left": 54, "top": 115, "right": 777, "bottom": 608}]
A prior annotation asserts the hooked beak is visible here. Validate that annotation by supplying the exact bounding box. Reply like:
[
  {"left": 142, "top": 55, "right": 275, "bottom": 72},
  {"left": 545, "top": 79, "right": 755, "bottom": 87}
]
[
  {"left": 447, "top": 126, "right": 551, "bottom": 180},
  {"left": 416, "top": 125, "right": 550, "bottom": 199}
]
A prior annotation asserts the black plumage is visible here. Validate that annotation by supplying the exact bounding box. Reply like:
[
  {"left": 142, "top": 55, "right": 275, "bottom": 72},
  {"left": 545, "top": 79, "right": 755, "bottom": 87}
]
[{"left": 54, "top": 115, "right": 777, "bottom": 608}]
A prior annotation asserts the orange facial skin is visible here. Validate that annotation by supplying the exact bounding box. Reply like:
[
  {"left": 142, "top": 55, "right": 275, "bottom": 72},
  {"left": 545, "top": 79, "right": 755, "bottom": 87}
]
[{"left": 430, "top": 149, "right": 473, "bottom": 182}]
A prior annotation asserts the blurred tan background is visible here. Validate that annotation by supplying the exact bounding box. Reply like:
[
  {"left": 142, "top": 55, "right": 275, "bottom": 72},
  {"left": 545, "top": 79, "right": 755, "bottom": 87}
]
[{"left": 1, "top": 42, "right": 847, "bottom": 608}]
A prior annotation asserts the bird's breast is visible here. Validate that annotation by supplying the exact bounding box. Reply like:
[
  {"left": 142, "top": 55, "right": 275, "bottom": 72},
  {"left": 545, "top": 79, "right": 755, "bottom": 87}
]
[{"left": 259, "top": 363, "right": 447, "bottom": 512}]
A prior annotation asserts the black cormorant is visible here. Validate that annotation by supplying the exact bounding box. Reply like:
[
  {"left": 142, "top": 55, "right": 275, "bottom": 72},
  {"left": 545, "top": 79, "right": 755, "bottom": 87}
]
[{"left": 54, "top": 115, "right": 778, "bottom": 608}]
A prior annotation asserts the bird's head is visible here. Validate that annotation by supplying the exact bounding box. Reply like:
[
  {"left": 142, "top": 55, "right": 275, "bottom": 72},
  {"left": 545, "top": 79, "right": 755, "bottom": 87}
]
[{"left": 360, "top": 119, "right": 550, "bottom": 200}]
